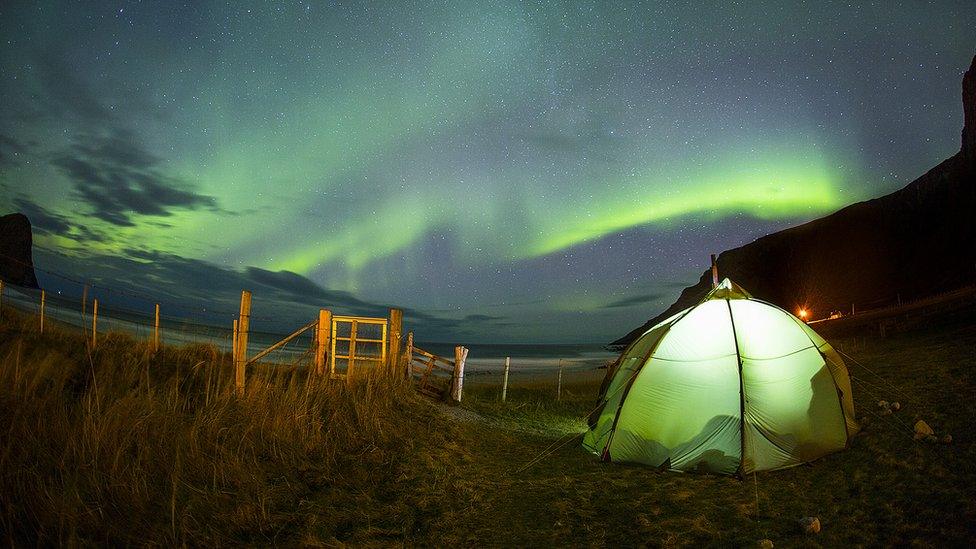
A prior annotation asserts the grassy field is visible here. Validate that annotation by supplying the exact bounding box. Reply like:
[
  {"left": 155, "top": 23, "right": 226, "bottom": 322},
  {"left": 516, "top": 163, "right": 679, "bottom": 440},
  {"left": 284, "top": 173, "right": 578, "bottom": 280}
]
[{"left": 1, "top": 308, "right": 974, "bottom": 546}]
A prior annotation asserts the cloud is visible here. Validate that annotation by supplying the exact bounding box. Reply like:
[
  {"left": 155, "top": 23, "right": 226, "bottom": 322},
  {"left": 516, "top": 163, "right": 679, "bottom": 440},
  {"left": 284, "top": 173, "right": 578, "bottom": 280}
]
[
  {"left": 244, "top": 267, "right": 391, "bottom": 313},
  {"left": 11, "top": 198, "right": 107, "bottom": 243},
  {"left": 29, "top": 246, "right": 472, "bottom": 339},
  {"left": 463, "top": 313, "right": 506, "bottom": 322},
  {"left": 52, "top": 130, "right": 218, "bottom": 226},
  {"left": 602, "top": 291, "right": 666, "bottom": 309}
]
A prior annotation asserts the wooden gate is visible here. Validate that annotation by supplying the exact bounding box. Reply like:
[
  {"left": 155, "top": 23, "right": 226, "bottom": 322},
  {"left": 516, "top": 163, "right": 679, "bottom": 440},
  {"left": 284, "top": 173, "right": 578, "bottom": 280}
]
[
  {"left": 406, "top": 341, "right": 468, "bottom": 402},
  {"left": 330, "top": 315, "right": 388, "bottom": 377}
]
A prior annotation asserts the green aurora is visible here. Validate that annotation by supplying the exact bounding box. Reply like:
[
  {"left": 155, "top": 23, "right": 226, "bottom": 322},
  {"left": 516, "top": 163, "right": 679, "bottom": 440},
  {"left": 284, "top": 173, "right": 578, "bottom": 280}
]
[{"left": 1, "top": 1, "right": 973, "bottom": 342}]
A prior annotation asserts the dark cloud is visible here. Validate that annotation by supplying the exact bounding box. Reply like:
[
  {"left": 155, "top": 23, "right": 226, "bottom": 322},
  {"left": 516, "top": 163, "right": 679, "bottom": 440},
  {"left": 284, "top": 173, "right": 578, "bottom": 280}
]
[
  {"left": 245, "top": 267, "right": 389, "bottom": 313},
  {"left": 602, "top": 292, "right": 666, "bottom": 309},
  {"left": 52, "top": 130, "right": 218, "bottom": 226},
  {"left": 12, "top": 198, "right": 72, "bottom": 235},
  {"left": 31, "top": 246, "right": 475, "bottom": 340},
  {"left": 463, "top": 313, "right": 506, "bottom": 322},
  {"left": 11, "top": 198, "right": 107, "bottom": 243}
]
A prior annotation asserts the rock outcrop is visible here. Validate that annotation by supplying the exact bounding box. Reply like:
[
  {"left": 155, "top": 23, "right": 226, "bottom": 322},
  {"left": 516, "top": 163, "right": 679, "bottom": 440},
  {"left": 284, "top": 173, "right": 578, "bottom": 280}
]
[
  {"left": 963, "top": 54, "right": 976, "bottom": 167},
  {"left": 0, "top": 213, "right": 39, "bottom": 288},
  {"left": 612, "top": 55, "right": 976, "bottom": 348}
]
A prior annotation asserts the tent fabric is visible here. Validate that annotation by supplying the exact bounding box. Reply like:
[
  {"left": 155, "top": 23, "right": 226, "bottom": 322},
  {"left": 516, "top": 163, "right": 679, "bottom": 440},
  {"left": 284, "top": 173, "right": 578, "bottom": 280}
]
[{"left": 584, "top": 278, "right": 859, "bottom": 475}]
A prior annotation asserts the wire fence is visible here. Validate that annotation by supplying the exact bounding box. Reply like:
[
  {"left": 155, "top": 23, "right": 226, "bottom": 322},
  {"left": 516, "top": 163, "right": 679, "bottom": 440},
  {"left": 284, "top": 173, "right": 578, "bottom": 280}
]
[
  {"left": 1, "top": 273, "right": 616, "bottom": 394},
  {"left": 0, "top": 279, "right": 318, "bottom": 368}
]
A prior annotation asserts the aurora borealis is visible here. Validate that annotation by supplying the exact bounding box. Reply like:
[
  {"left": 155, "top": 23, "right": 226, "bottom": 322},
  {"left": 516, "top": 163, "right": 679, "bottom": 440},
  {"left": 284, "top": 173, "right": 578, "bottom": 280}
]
[{"left": 1, "top": 1, "right": 974, "bottom": 342}]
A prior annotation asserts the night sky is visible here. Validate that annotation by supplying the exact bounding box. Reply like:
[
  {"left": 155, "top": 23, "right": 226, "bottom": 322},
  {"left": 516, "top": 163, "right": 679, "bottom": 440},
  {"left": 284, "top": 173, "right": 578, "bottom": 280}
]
[{"left": 1, "top": 1, "right": 973, "bottom": 343}]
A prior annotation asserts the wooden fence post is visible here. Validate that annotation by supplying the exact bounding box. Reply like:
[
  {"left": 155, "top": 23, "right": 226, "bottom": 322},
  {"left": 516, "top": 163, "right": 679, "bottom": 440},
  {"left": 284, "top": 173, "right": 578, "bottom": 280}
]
[
  {"left": 153, "top": 303, "right": 160, "bottom": 352},
  {"left": 315, "top": 309, "right": 331, "bottom": 376},
  {"left": 234, "top": 290, "right": 252, "bottom": 396},
  {"left": 405, "top": 331, "right": 414, "bottom": 380},
  {"left": 389, "top": 308, "right": 403, "bottom": 376},
  {"left": 91, "top": 298, "right": 98, "bottom": 348},
  {"left": 451, "top": 345, "right": 468, "bottom": 403},
  {"left": 502, "top": 356, "right": 510, "bottom": 402},
  {"left": 81, "top": 283, "right": 88, "bottom": 319},
  {"left": 39, "top": 290, "right": 45, "bottom": 333},
  {"left": 232, "top": 319, "right": 238, "bottom": 361},
  {"left": 557, "top": 359, "right": 563, "bottom": 401},
  {"left": 347, "top": 320, "right": 358, "bottom": 381}
]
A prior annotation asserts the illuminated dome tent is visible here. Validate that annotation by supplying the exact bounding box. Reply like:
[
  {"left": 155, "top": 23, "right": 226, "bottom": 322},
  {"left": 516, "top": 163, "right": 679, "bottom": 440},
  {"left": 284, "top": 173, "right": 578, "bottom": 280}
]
[{"left": 584, "top": 279, "right": 858, "bottom": 475}]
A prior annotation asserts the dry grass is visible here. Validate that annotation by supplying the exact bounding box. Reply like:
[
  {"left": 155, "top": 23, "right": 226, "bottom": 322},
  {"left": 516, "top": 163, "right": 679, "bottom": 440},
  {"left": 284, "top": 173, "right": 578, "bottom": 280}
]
[{"left": 0, "top": 309, "right": 455, "bottom": 545}]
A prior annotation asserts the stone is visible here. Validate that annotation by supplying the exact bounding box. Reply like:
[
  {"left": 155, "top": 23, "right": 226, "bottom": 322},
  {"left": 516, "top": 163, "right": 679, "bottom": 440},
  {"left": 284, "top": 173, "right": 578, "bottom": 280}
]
[
  {"left": 913, "top": 420, "right": 934, "bottom": 440},
  {"left": 799, "top": 516, "right": 821, "bottom": 534}
]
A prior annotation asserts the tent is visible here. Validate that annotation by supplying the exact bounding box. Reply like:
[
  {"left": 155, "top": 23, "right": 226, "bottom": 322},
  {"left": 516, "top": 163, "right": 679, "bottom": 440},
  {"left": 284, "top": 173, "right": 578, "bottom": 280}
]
[{"left": 584, "top": 279, "right": 858, "bottom": 474}]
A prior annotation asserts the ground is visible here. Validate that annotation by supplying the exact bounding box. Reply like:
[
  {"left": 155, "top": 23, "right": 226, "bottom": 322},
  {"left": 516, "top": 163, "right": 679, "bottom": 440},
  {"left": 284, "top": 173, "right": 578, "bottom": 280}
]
[{"left": 424, "top": 317, "right": 976, "bottom": 547}]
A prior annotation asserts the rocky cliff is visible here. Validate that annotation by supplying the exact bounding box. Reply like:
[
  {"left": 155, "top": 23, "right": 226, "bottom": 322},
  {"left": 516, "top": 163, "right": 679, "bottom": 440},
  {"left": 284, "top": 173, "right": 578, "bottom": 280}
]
[
  {"left": 0, "top": 213, "right": 40, "bottom": 288},
  {"left": 612, "top": 55, "right": 976, "bottom": 347}
]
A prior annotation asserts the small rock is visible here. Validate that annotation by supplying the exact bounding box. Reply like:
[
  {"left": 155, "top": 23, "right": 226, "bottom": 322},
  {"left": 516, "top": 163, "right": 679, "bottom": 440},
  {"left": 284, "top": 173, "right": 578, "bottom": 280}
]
[
  {"left": 881, "top": 408, "right": 893, "bottom": 416},
  {"left": 942, "top": 434, "right": 953, "bottom": 444},
  {"left": 891, "top": 402, "right": 901, "bottom": 411},
  {"left": 799, "top": 516, "right": 821, "bottom": 534},
  {"left": 758, "top": 539, "right": 774, "bottom": 549},
  {"left": 878, "top": 400, "right": 889, "bottom": 409},
  {"left": 913, "top": 420, "right": 934, "bottom": 440}
]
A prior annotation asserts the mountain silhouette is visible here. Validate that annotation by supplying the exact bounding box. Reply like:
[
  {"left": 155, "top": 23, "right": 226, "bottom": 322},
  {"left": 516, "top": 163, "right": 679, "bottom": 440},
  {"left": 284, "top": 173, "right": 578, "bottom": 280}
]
[
  {"left": 0, "top": 213, "right": 39, "bottom": 288},
  {"left": 612, "top": 55, "right": 976, "bottom": 348}
]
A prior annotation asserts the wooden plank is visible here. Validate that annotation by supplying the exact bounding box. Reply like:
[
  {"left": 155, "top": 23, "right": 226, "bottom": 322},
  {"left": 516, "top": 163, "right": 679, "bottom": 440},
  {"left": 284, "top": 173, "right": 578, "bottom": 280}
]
[
  {"left": 330, "top": 317, "right": 338, "bottom": 376},
  {"left": 557, "top": 359, "right": 563, "bottom": 401},
  {"left": 153, "top": 303, "right": 160, "bottom": 353},
  {"left": 347, "top": 320, "right": 358, "bottom": 381},
  {"left": 315, "top": 309, "right": 331, "bottom": 375},
  {"left": 39, "top": 289, "right": 45, "bottom": 333},
  {"left": 451, "top": 346, "right": 468, "bottom": 402},
  {"left": 91, "top": 298, "right": 98, "bottom": 349},
  {"left": 389, "top": 308, "right": 402, "bottom": 376},
  {"left": 234, "top": 290, "right": 252, "bottom": 396},
  {"left": 332, "top": 315, "right": 387, "bottom": 324},
  {"left": 420, "top": 355, "right": 436, "bottom": 391},
  {"left": 333, "top": 355, "right": 384, "bottom": 362},
  {"left": 405, "top": 331, "right": 413, "bottom": 380},
  {"left": 245, "top": 320, "right": 316, "bottom": 367},
  {"left": 412, "top": 347, "right": 437, "bottom": 359},
  {"left": 332, "top": 336, "right": 386, "bottom": 344},
  {"left": 380, "top": 320, "right": 388, "bottom": 371}
]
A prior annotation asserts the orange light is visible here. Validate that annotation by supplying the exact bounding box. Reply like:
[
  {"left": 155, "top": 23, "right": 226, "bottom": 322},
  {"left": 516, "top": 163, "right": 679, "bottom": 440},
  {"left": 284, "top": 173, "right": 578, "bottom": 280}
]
[{"left": 798, "top": 309, "right": 808, "bottom": 319}]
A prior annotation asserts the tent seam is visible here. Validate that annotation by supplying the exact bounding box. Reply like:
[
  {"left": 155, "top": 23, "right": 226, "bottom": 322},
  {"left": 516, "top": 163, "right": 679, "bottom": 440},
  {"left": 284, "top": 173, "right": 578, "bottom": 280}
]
[
  {"left": 779, "top": 308, "right": 854, "bottom": 449},
  {"left": 725, "top": 298, "right": 748, "bottom": 477},
  {"left": 753, "top": 297, "right": 854, "bottom": 448}
]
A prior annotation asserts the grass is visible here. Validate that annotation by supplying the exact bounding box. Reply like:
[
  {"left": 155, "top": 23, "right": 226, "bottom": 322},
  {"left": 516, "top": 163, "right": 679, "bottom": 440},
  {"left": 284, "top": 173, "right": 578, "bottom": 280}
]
[
  {"left": 1, "top": 307, "right": 975, "bottom": 546},
  {"left": 0, "top": 309, "right": 459, "bottom": 545}
]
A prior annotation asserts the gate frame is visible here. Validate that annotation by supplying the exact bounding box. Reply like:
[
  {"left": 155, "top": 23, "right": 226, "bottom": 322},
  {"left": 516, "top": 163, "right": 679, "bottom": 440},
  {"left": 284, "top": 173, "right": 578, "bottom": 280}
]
[{"left": 329, "top": 315, "right": 388, "bottom": 378}]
